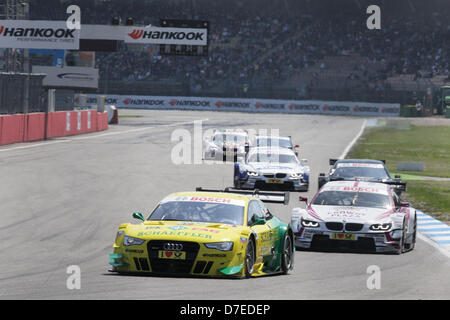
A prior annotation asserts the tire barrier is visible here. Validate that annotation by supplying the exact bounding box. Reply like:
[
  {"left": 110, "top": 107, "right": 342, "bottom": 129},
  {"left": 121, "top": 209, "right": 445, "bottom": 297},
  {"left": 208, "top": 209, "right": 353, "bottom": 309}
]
[{"left": 0, "top": 110, "right": 109, "bottom": 146}]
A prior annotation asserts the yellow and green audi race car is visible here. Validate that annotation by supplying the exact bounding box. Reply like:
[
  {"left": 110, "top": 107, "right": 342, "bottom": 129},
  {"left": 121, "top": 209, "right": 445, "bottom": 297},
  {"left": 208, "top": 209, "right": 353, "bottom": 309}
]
[{"left": 109, "top": 188, "right": 294, "bottom": 278}]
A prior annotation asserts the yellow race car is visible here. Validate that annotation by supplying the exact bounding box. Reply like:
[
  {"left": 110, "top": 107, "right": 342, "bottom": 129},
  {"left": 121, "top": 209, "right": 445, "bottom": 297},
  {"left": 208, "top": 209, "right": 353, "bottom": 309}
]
[{"left": 109, "top": 188, "right": 294, "bottom": 278}]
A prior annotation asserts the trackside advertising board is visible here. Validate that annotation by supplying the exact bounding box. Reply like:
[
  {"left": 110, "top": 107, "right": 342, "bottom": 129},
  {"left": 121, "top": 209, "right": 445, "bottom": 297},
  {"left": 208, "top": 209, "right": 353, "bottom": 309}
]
[
  {"left": 0, "top": 20, "right": 80, "bottom": 49},
  {"left": 124, "top": 26, "right": 207, "bottom": 45},
  {"left": 33, "top": 66, "right": 99, "bottom": 89},
  {"left": 83, "top": 94, "right": 401, "bottom": 117}
]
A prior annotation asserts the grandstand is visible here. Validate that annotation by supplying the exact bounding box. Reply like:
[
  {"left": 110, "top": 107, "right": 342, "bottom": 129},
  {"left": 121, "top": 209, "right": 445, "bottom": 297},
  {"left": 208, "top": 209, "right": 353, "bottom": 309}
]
[{"left": 8, "top": 0, "right": 450, "bottom": 105}]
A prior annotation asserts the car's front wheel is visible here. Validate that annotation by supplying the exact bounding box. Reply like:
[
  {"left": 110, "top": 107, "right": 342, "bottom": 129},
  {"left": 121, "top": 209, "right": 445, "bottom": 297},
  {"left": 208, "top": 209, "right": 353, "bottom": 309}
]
[
  {"left": 281, "top": 234, "right": 293, "bottom": 274},
  {"left": 244, "top": 239, "right": 255, "bottom": 278}
]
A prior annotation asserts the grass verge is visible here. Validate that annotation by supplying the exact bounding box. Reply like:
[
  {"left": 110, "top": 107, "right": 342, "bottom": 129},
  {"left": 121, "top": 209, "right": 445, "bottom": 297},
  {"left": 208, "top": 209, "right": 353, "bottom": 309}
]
[{"left": 347, "top": 120, "right": 450, "bottom": 221}]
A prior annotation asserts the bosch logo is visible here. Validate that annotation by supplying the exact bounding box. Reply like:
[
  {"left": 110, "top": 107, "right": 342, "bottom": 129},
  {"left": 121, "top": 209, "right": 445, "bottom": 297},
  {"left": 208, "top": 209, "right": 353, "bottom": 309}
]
[{"left": 163, "top": 243, "right": 183, "bottom": 251}]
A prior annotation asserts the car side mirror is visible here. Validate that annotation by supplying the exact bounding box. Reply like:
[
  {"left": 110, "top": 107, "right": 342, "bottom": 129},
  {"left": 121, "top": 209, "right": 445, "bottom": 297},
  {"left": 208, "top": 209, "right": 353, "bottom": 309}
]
[
  {"left": 294, "top": 144, "right": 300, "bottom": 148},
  {"left": 132, "top": 212, "right": 145, "bottom": 221},
  {"left": 395, "top": 175, "right": 401, "bottom": 179},
  {"left": 299, "top": 196, "right": 308, "bottom": 203},
  {"left": 252, "top": 218, "right": 266, "bottom": 226},
  {"left": 400, "top": 201, "right": 409, "bottom": 207},
  {"left": 319, "top": 173, "right": 325, "bottom": 177}
]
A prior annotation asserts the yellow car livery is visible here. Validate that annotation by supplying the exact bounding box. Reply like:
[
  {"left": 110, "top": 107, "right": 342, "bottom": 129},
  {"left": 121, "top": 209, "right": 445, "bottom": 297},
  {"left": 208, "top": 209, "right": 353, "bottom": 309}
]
[{"left": 109, "top": 188, "right": 294, "bottom": 278}]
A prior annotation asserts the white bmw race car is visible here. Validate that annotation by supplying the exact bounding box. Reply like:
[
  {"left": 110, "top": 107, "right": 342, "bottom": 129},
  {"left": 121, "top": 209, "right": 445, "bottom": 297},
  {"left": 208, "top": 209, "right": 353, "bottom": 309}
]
[
  {"left": 233, "top": 146, "right": 310, "bottom": 191},
  {"left": 291, "top": 180, "right": 416, "bottom": 254},
  {"left": 204, "top": 129, "right": 249, "bottom": 162}
]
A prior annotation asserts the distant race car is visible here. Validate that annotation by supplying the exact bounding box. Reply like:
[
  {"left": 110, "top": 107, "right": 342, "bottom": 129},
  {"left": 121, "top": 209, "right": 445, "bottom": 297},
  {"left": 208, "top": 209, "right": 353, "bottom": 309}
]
[
  {"left": 318, "top": 159, "right": 405, "bottom": 194},
  {"left": 234, "top": 146, "right": 310, "bottom": 191},
  {"left": 252, "top": 135, "right": 300, "bottom": 156},
  {"left": 291, "top": 180, "right": 416, "bottom": 254},
  {"left": 203, "top": 129, "right": 249, "bottom": 162},
  {"left": 109, "top": 188, "right": 294, "bottom": 278}
]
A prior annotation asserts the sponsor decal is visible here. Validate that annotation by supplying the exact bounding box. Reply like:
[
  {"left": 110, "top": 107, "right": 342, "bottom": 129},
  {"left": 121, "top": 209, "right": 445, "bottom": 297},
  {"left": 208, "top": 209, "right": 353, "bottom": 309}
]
[
  {"left": 168, "top": 226, "right": 189, "bottom": 231},
  {"left": 323, "top": 104, "right": 350, "bottom": 112},
  {"left": 137, "top": 230, "right": 213, "bottom": 239},
  {"left": 353, "top": 105, "right": 379, "bottom": 113},
  {"left": 191, "top": 227, "right": 221, "bottom": 234},
  {"left": 288, "top": 103, "right": 320, "bottom": 111},
  {"left": 239, "top": 237, "right": 248, "bottom": 244},
  {"left": 215, "top": 101, "right": 251, "bottom": 109},
  {"left": 203, "top": 253, "right": 226, "bottom": 257},
  {"left": 169, "top": 99, "right": 210, "bottom": 107},
  {"left": 329, "top": 210, "right": 364, "bottom": 219},
  {"left": 161, "top": 195, "right": 245, "bottom": 206},
  {"left": 0, "top": 20, "right": 80, "bottom": 49},
  {"left": 145, "top": 226, "right": 161, "bottom": 230},
  {"left": 123, "top": 98, "right": 164, "bottom": 106},
  {"left": 127, "top": 29, "right": 205, "bottom": 42},
  {"left": 0, "top": 26, "right": 76, "bottom": 39},
  {"left": 254, "top": 102, "right": 284, "bottom": 110}
]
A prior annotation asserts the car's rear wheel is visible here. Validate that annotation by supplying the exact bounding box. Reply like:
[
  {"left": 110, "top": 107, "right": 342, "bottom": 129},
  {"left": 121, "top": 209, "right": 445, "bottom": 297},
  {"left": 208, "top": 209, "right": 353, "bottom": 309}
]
[
  {"left": 397, "top": 221, "right": 407, "bottom": 254},
  {"left": 281, "top": 234, "right": 293, "bottom": 274},
  {"left": 244, "top": 239, "right": 255, "bottom": 278},
  {"left": 405, "top": 215, "right": 417, "bottom": 252}
]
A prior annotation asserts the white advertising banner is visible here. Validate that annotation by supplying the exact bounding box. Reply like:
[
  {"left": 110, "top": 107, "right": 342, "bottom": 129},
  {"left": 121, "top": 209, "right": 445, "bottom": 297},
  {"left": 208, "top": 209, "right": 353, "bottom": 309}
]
[
  {"left": 33, "top": 66, "right": 99, "bottom": 89},
  {"left": 124, "top": 26, "right": 207, "bottom": 45},
  {"left": 84, "top": 94, "right": 401, "bottom": 117},
  {"left": 0, "top": 20, "right": 79, "bottom": 49}
]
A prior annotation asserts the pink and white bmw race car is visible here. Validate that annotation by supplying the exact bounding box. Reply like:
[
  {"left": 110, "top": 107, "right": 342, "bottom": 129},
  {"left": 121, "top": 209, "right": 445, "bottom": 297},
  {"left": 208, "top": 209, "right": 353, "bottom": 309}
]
[{"left": 291, "top": 180, "right": 416, "bottom": 254}]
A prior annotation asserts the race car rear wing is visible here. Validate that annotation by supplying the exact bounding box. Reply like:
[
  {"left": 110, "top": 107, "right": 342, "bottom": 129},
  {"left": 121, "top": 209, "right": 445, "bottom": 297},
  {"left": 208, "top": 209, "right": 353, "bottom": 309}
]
[
  {"left": 195, "top": 187, "right": 289, "bottom": 205},
  {"left": 329, "top": 159, "right": 386, "bottom": 165}
]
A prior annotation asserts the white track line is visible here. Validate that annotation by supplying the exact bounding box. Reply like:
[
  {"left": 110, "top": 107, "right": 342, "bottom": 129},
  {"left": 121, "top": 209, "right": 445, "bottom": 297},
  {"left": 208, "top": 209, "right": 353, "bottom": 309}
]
[
  {"left": 0, "top": 118, "right": 209, "bottom": 152},
  {"left": 339, "top": 118, "right": 367, "bottom": 159}
]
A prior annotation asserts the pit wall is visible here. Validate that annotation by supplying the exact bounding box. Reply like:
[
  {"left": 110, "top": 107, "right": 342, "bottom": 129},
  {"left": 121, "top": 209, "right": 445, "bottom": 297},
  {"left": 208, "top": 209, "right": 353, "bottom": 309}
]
[{"left": 0, "top": 110, "right": 109, "bottom": 146}]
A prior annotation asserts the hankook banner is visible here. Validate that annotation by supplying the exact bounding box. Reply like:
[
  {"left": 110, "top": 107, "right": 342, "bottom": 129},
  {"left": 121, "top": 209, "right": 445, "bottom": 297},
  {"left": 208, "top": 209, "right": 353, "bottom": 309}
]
[
  {"left": 0, "top": 20, "right": 80, "bottom": 49},
  {"left": 33, "top": 66, "right": 98, "bottom": 89},
  {"left": 124, "top": 26, "right": 207, "bottom": 45},
  {"left": 84, "top": 94, "right": 400, "bottom": 117}
]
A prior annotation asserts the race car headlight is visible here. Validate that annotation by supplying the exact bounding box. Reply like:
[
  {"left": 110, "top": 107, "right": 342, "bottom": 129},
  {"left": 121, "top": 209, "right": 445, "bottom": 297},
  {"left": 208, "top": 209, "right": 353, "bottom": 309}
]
[
  {"left": 370, "top": 223, "right": 392, "bottom": 231},
  {"left": 301, "top": 219, "right": 320, "bottom": 228},
  {"left": 247, "top": 171, "right": 259, "bottom": 177},
  {"left": 123, "top": 236, "right": 145, "bottom": 246},
  {"left": 290, "top": 172, "right": 303, "bottom": 178},
  {"left": 204, "top": 241, "right": 234, "bottom": 251}
]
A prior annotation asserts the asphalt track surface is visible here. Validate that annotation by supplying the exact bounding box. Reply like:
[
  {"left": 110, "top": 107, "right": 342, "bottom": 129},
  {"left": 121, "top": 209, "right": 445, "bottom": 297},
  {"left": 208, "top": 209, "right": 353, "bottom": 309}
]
[{"left": 0, "top": 110, "right": 449, "bottom": 300}]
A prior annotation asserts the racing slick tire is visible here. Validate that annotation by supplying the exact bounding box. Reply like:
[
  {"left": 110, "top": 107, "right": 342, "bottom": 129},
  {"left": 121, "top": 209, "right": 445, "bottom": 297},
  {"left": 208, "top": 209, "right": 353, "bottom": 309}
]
[
  {"left": 404, "top": 214, "right": 417, "bottom": 252},
  {"left": 281, "top": 234, "right": 293, "bottom": 275},
  {"left": 244, "top": 237, "right": 256, "bottom": 278},
  {"left": 396, "top": 219, "right": 407, "bottom": 254}
]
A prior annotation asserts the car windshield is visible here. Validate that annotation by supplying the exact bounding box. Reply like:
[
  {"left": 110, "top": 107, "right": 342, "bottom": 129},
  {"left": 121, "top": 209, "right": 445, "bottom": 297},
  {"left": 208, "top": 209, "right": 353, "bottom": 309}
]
[
  {"left": 312, "top": 191, "right": 391, "bottom": 209},
  {"left": 332, "top": 165, "right": 389, "bottom": 180},
  {"left": 248, "top": 152, "right": 298, "bottom": 164},
  {"left": 255, "top": 138, "right": 292, "bottom": 149},
  {"left": 148, "top": 201, "right": 244, "bottom": 225}
]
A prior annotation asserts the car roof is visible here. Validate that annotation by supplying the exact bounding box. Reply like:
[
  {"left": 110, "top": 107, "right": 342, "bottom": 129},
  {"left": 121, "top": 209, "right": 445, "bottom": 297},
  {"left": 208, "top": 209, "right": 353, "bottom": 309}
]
[
  {"left": 320, "top": 180, "right": 390, "bottom": 194},
  {"left": 336, "top": 159, "right": 385, "bottom": 165},
  {"left": 249, "top": 146, "right": 295, "bottom": 155},
  {"left": 164, "top": 191, "right": 254, "bottom": 203}
]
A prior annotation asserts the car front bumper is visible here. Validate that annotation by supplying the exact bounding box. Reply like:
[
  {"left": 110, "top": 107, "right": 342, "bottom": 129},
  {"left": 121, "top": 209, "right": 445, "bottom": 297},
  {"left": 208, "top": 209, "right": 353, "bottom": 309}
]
[{"left": 294, "top": 228, "right": 402, "bottom": 253}]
